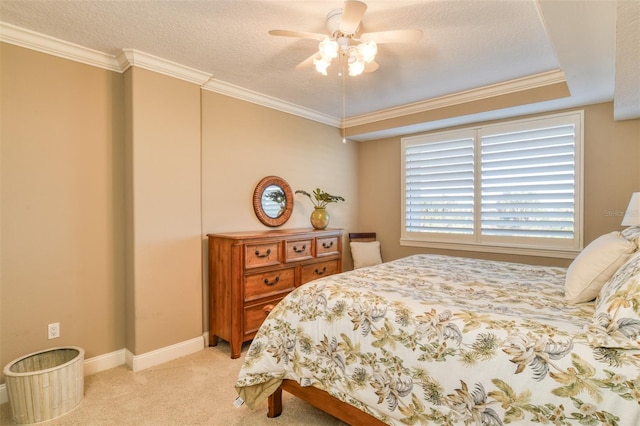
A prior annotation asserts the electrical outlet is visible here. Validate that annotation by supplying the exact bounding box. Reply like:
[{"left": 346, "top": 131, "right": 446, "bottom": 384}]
[{"left": 48, "top": 322, "right": 60, "bottom": 339}]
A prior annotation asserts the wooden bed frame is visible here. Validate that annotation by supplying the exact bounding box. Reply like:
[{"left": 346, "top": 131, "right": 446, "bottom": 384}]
[{"left": 267, "top": 379, "right": 386, "bottom": 425}]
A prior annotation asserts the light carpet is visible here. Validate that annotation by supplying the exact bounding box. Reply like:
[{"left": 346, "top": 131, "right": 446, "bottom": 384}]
[{"left": 0, "top": 341, "right": 345, "bottom": 425}]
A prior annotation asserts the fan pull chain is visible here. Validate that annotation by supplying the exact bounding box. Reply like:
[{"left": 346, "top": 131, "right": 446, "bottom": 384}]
[{"left": 342, "top": 66, "right": 347, "bottom": 144}]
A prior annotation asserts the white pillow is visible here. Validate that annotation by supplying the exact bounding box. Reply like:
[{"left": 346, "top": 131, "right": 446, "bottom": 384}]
[
  {"left": 350, "top": 241, "right": 382, "bottom": 270},
  {"left": 565, "top": 231, "right": 636, "bottom": 304}
]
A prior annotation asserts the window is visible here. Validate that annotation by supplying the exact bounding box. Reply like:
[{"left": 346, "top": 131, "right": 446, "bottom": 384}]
[{"left": 401, "top": 111, "right": 583, "bottom": 258}]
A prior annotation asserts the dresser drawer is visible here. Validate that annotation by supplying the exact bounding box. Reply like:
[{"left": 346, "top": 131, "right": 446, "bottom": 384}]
[
  {"left": 244, "top": 268, "right": 295, "bottom": 301},
  {"left": 285, "top": 239, "right": 313, "bottom": 262},
  {"left": 245, "top": 242, "right": 281, "bottom": 269},
  {"left": 300, "top": 259, "right": 340, "bottom": 284},
  {"left": 316, "top": 236, "right": 339, "bottom": 256},
  {"left": 244, "top": 297, "right": 284, "bottom": 336}
]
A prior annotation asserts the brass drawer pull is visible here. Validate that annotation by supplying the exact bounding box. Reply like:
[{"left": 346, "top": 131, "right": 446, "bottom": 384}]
[
  {"left": 263, "top": 276, "right": 280, "bottom": 286},
  {"left": 322, "top": 241, "right": 334, "bottom": 249},
  {"left": 255, "top": 248, "right": 272, "bottom": 258},
  {"left": 263, "top": 304, "right": 275, "bottom": 315},
  {"left": 293, "top": 244, "right": 306, "bottom": 253},
  {"left": 314, "top": 266, "right": 327, "bottom": 275}
]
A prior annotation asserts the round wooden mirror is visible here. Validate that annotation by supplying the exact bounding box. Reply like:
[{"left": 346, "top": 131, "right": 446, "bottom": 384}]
[{"left": 253, "top": 176, "right": 294, "bottom": 227}]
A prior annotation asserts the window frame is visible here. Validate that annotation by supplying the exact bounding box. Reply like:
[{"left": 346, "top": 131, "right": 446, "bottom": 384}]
[{"left": 400, "top": 110, "right": 584, "bottom": 259}]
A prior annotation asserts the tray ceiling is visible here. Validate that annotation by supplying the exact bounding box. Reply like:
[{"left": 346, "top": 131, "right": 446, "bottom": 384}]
[{"left": 0, "top": 1, "right": 637, "bottom": 140}]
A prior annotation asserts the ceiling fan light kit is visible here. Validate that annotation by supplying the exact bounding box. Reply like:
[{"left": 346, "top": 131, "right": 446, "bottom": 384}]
[
  {"left": 269, "top": 0, "right": 421, "bottom": 77},
  {"left": 314, "top": 36, "right": 377, "bottom": 76}
]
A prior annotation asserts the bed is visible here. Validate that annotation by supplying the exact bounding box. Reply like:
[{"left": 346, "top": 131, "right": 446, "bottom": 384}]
[{"left": 235, "top": 242, "right": 640, "bottom": 425}]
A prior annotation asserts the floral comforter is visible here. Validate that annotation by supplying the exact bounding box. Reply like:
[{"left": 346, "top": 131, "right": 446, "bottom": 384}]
[{"left": 235, "top": 255, "right": 640, "bottom": 425}]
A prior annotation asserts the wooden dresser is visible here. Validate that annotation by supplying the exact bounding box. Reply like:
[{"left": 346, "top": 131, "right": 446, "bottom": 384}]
[{"left": 207, "top": 228, "right": 343, "bottom": 358}]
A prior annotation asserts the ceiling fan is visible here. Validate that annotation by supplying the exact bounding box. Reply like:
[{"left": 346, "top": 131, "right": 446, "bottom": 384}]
[{"left": 269, "top": 0, "right": 422, "bottom": 77}]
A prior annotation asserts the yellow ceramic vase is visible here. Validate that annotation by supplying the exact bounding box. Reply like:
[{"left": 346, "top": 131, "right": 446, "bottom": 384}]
[{"left": 310, "top": 207, "right": 330, "bottom": 229}]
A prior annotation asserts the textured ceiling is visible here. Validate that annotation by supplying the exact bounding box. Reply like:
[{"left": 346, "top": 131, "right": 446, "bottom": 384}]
[{"left": 0, "top": 0, "right": 638, "bottom": 139}]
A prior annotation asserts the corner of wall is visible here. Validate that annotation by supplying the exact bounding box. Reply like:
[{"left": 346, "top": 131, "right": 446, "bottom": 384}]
[{"left": 125, "top": 336, "right": 204, "bottom": 372}]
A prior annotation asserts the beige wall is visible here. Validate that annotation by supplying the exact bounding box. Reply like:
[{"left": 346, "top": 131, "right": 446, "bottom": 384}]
[
  {"left": 0, "top": 43, "right": 360, "bottom": 380},
  {"left": 1, "top": 44, "right": 126, "bottom": 373},
  {"left": 200, "top": 91, "right": 359, "bottom": 328},
  {"left": 201, "top": 91, "right": 358, "bottom": 234},
  {"left": 583, "top": 103, "right": 640, "bottom": 242},
  {"left": 124, "top": 67, "right": 203, "bottom": 355},
  {"left": 357, "top": 102, "right": 640, "bottom": 267}
]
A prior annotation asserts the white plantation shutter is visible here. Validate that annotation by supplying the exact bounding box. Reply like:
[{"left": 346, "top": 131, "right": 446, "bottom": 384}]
[
  {"left": 401, "top": 111, "right": 583, "bottom": 256},
  {"left": 480, "top": 124, "right": 576, "bottom": 239},
  {"left": 404, "top": 134, "right": 475, "bottom": 236}
]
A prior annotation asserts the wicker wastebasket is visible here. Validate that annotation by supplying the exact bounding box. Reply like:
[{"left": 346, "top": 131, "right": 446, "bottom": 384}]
[{"left": 3, "top": 347, "right": 84, "bottom": 424}]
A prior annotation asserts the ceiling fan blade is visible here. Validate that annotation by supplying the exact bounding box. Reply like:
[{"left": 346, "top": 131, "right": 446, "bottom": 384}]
[
  {"left": 269, "top": 29, "right": 326, "bottom": 41},
  {"left": 295, "top": 52, "right": 320, "bottom": 70},
  {"left": 340, "top": 1, "right": 367, "bottom": 35},
  {"left": 364, "top": 60, "right": 379, "bottom": 73},
  {"left": 361, "top": 29, "right": 423, "bottom": 44}
]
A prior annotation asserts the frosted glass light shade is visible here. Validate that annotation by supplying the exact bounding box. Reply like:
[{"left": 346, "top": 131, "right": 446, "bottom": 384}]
[
  {"left": 313, "top": 57, "right": 330, "bottom": 75},
  {"left": 358, "top": 41, "right": 377, "bottom": 63},
  {"left": 348, "top": 61, "right": 364, "bottom": 76},
  {"left": 318, "top": 38, "right": 338, "bottom": 60}
]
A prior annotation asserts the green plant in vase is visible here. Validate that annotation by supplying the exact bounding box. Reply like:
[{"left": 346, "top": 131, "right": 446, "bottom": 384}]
[{"left": 295, "top": 188, "right": 345, "bottom": 229}]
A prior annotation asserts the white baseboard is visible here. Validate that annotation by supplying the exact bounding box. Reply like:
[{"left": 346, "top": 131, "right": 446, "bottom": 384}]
[
  {"left": 1, "top": 336, "right": 205, "bottom": 405},
  {"left": 125, "top": 335, "right": 205, "bottom": 372},
  {"left": 84, "top": 348, "right": 127, "bottom": 376}
]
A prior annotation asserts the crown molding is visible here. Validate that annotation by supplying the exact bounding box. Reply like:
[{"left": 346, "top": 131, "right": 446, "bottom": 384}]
[
  {"left": 203, "top": 79, "right": 340, "bottom": 127},
  {"left": 0, "top": 21, "right": 568, "bottom": 131},
  {"left": 0, "top": 21, "right": 336, "bottom": 124},
  {"left": 0, "top": 23, "right": 210, "bottom": 86},
  {"left": 344, "top": 69, "right": 567, "bottom": 127},
  {"left": 117, "top": 49, "right": 212, "bottom": 86},
  {"left": 0, "top": 22, "right": 121, "bottom": 72}
]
